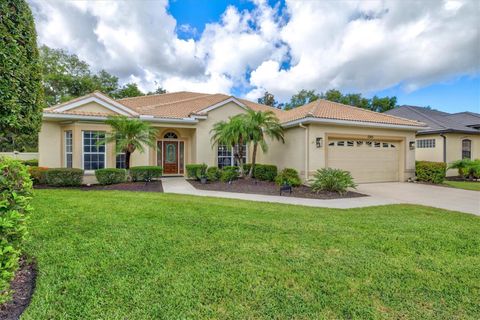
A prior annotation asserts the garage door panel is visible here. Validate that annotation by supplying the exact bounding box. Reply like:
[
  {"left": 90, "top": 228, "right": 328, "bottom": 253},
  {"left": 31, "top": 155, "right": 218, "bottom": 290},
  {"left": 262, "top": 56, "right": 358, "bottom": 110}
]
[{"left": 327, "top": 139, "right": 399, "bottom": 183}]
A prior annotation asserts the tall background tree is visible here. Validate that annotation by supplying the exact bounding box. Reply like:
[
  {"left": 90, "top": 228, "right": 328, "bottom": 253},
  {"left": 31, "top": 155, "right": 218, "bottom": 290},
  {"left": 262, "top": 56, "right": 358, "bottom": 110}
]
[
  {"left": 0, "top": 0, "right": 44, "bottom": 152},
  {"left": 257, "top": 91, "right": 279, "bottom": 108},
  {"left": 284, "top": 89, "right": 319, "bottom": 110}
]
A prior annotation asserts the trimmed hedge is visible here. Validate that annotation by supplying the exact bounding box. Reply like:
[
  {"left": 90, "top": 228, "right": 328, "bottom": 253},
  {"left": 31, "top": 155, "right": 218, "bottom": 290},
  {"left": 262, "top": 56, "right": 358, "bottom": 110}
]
[
  {"left": 186, "top": 164, "right": 206, "bottom": 180},
  {"left": 221, "top": 166, "right": 239, "bottom": 182},
  {"left": 275, "top": 168, "right": 302, "bottom": 187},
  {"left": 28, "top": 166, "right": 48, "bottom": 185},
  {"left": 0, "top": 158, "right": 33, "bottom": 304},
  {"left": 130, "top": 166, "right": 163, "bottom": 182},
  {"left": 206, "top": 167, "right": 221, "bottom": 182},
  {"left": 416, "top": 161, "right": 446, "bottom": 184},
  {"left": 95, "top": 168, "right": 127, "bottom": 185},
  {"left": 253, "top": 164, "right": 277, "bottom": 181},
  {"left": 22, "top": 159, "right": 38, "bottom": 167},
  {"left": 45, "top": 168, "right": 84, "bottom": 186}
]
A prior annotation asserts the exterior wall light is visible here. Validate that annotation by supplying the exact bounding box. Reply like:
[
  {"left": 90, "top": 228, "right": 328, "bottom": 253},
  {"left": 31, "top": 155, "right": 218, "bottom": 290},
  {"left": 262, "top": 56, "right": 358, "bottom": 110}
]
[
  {"left": 409, "top": 141, "right": 415, "bottom": 150},
  {"left": 316, "top": 137, "right": 323, "bottom": 148}
]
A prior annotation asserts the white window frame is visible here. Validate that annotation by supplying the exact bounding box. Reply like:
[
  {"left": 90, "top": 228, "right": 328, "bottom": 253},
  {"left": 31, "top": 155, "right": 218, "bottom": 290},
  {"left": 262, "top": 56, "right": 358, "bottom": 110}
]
[
  {"left": 417, "top": 139, "right": 436, "bottom": 148},
  {"left": 116, "top": 153, "right": 126, "bottom": 169},
  {"left": 82, "top": 130, "right": 107, "bottom": 171},
  {"left": 64, "top": 130, "right": 73, "bottom": 168},
  {"left": 217, "top": 143, "right": 248, "bottom": 168}
]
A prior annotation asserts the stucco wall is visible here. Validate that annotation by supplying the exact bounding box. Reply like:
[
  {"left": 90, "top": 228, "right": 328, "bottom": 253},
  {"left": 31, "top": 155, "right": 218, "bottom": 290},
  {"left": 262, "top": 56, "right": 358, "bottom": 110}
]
[
  {"left": 38, "top": 121, "right": 62, "bottom": 167},
  {"left": 445, "top": 133, "right": 480, "bottom": 176},
  {"left": 69, "top": 102, "right": 117, "bottom": 115},
  {"left": 415, "top": 134, "right": 444, "bottom": 162}
]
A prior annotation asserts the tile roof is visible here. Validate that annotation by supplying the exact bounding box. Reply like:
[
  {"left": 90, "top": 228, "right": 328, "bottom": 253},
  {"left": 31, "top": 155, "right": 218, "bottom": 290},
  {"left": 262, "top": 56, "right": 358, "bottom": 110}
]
[
  {"left": 385, "top": 106, "right": 480, "bottom": 134},
  {"left": 45, "top": 91, "right": 424, "bottom": 127}
]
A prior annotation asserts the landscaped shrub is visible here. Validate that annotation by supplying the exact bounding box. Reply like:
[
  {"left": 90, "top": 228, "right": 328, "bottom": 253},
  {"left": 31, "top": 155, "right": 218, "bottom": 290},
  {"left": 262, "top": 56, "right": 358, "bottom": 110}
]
[
  {"left": 310, "top": 168, "right": 356, "bottom": 194},
  {"left": 221, "top": 166, "right": 239, "bottom": 182},
  {"left": 275, "top": 168, "right": 302, "bottom": 187},
  {"left": 95, "top": 168, "right": 127, "bottom": 185},
  {"left": 22, "top": 159, "right": 38, "bottom": 167},
  {"left": 195, "top": 164, "right": 208, "bottom": 180},
  {"left": 416, "top": 161, "right": 447, "bottom": 184},
  {"left": 130, "top": 166, "right": 163, "bottom": 182},
  {"left": 243, "top": 164, "right": 252, "bottom": 174},
  {"left": 253, "top": 164, "right": 277, "bottom": 181},
  {"left": 207, "top": 167, "right": 221, "bottom": 182},
  {"left": 28, "top": 166, "right": 48, "bottom": 185},
  {"left": 0, "top": 157, "right": 33, "bottom": 304},
  {"left": 45, "top": 168, "right": 84, "bottom": 186},
  {"left": 448, "top": 159, "right": 480, "bottom": 180},
  {"left": 186, "top": 164, "right": 206, "bottom": 180}
]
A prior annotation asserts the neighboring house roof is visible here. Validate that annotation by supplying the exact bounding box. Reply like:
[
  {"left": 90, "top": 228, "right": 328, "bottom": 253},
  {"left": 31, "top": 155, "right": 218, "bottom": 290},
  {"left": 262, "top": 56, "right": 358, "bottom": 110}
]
[
  {"left": 44, "top": 91, "right": 424, "bottom": 129},
  {"left": 385, "top": 105, "right": 480, "bottom": 134}
]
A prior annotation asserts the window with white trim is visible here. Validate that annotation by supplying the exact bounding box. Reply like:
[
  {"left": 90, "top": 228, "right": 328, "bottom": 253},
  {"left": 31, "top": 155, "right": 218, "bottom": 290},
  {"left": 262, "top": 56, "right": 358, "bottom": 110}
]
[
  {"left": 65, "top": 130, "right": 73, "bottom": 168},
  {"left": 83, "top": 131, "right": 106, "bottom": 170},
  {"left": 416, "top": 139, "right": 436, "bottom": 148},
  {"left": 217, "top": 144, "right": 247, "bottom": 168}
]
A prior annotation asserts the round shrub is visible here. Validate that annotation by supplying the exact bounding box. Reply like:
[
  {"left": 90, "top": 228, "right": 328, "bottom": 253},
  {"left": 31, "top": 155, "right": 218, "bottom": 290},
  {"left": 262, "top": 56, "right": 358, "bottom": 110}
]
[
  {"left": 28, "top": 166, "right": 48, "bottom": 185},
  {"left": 45, "top": 168, "right": 84, "bottom": 186},
  {"left": 195, "top": 164, "right": 208, "bottom": 180},
  {"left": 0, "top": 157, "right": 33, "bottom": 304},
  {"left": 417, "top": 161, "right": 447, "bottom": 184},
  {"left": 186, "top": 164, "right": 205, "bottom": 180},
  {"left": 130, "top": 166, "right": 163, "bottom": 182},
  {"left": 221, "top": 166, "right": 239, "bottom": 182},
  {"left": 207, "top": 167, "right": 221, "bottom": 182},
  {"left": 310, "top": 168, "right": 356, "bottom": 194},
  {"left": 95, "top": 168, "right": 127, "bottom": 185},
  {"left": 275, "top": 168, "right": 302, "bottom": 187},
  {"left": 253, "top": 164, "right": 277, "bottom": 181}
]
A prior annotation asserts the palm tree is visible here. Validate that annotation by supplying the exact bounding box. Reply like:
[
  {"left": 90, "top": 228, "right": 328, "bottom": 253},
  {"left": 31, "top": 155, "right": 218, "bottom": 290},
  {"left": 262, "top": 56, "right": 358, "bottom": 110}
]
[
  {"left": 242, "top": 110, "right": 284, "bottom": 178},
  {"left": 103, "top": 116, "right": 157, "bottom": 169},
  {"left": 210, "top": 115, "right": 249, "bottom": 177}
]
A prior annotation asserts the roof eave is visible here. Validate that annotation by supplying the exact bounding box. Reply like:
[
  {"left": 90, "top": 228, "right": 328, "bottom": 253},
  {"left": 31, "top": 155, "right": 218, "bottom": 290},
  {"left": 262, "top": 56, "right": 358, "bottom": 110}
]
[
  {"left": 44, "top": 112, "right": 199, "bottom": 124},
  {"left": 281, "top": 117, "right": 426, "bottom": 131}
]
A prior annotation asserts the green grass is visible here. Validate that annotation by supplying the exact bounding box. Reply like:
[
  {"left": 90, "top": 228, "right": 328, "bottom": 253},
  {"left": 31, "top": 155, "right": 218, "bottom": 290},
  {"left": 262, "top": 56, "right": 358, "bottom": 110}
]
[
  {"left": 22, "top": 190, "right": 480, "bottom": 319},
  {"left": 443, "top": 180, "right": 480, "bottom": 191}
]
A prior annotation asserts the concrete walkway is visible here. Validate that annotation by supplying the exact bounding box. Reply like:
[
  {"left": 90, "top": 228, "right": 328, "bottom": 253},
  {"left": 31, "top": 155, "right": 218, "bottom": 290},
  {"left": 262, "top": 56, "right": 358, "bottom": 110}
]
[
  {"left": 162, "top": 178, "right": 480, "bottom": 215},
  {"left": 161, "top": 177, "right": 399, "bottom": 209},
  {"left": 356, "top": 182, "right": 480, "bottom": 216}
]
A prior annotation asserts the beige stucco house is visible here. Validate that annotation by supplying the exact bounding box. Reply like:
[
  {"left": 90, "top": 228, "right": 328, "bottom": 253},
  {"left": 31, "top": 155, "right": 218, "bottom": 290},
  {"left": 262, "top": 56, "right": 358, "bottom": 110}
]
[
  {"left": 386, "top": 106, "right": 480, "bottom": 176},
  {"left": 39, "top": 91, "right": 425, "bottom": 183}
]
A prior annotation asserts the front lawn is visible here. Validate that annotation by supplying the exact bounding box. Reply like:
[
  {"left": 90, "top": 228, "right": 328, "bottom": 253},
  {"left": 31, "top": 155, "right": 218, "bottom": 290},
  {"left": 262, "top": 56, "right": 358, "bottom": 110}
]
[
  {"left": 23, "top": 190, "right": 479, "bottom": 319},
  {"left": 443, "top": 180, "right": 480, "bottom": 191}
]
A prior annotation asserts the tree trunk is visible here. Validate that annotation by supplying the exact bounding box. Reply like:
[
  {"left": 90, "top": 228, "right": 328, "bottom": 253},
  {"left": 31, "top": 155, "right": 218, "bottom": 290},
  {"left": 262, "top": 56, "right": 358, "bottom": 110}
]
[
  {"left": 125, "top": 151, "right": 131, "bottom": 169},
  {"left": 248, "top": 142, "right": 258, "bottom": 178},
  {"left": 236, "top": 141, "right": 245, "bottom": 177}
]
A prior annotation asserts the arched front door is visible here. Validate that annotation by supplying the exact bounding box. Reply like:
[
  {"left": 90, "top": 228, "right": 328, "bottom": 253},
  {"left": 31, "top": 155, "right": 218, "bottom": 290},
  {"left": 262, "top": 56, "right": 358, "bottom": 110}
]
[{"left": 157, "top": 131, "right": 184, "bottom": 175}]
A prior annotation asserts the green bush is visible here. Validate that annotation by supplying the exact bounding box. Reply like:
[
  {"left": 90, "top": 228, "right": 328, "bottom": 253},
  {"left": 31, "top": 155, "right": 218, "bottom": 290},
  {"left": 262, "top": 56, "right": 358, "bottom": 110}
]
[
  {"left": 221, "top": 166, "right": 239, "bottom": 182},
  {"left": 275, "top": 168, "right": 302, "bottom": 187},
  {"left": 310, "top": 168, "right": 356, "bottom": 194},
  {"left": 195, "top": 164, "right": 208, "bottom": 180},
  {"left": 448, "top": 159, "right": 480, "bottom": 180},
  {"left": 186, "top": 164, "right": 206, "bottom": 180},
  {"left": 243, "top": 164, "right": 252, "bottom": 174},
  {"left": 28, "top": 166, "right": 48, "bottom": 184},
  {"left": 95, "top": 168, "right": 127, "bottom": 185},
  {"left": 22, "top": 159, "right": 38, "bottom": 166},
  {"left": 253, "top": 164, "right": 277, "bottom": 181},
  {"left": 207, "top": 167, "right": 221, "bottom": 182},
  {"left": 416, "top": 161, "right": 447, "bottom": 184},
  {"left": 0, "top": 157, "right": 33, "bottom": 304},
  {"left": 45, "top": 168, "right": 84, "bottom": 186},
  {"left": 130, "top": 166, "right": 163, "bottom": 182}
]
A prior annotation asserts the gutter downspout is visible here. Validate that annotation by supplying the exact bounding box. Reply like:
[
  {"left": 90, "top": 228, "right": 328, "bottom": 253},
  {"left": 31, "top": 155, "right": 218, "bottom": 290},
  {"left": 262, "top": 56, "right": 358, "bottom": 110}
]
[
  {"left": 299, "top": 123, "right": 309, "bottom": 181},
  {"left": 440, "top": 134, "right": 447, "bottom": 163}
]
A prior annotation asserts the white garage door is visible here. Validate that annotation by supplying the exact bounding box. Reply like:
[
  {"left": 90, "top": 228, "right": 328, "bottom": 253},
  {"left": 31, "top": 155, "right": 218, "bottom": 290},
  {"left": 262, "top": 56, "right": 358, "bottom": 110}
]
[{"left": 327, "top": 139, "right": 400, "bottom": 183}]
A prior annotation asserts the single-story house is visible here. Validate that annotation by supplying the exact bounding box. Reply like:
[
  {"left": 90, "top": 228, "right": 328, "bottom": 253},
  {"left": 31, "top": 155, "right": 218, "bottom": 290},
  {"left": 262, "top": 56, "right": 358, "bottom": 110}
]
[
  {"left": 385, "top": 106, "right": 480, "bottom": 176},
  {"left": 39, "top": 91, "right": 425, "bottom": 183}
]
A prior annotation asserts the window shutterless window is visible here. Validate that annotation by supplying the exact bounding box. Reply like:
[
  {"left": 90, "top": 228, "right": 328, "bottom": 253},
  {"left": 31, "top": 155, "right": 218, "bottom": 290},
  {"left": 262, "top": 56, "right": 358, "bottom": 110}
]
[
  {"left": 82, "top": 131, "right": 106, "bottom": 170},
  {"left": 65, "top": 130, "right": 73, "bottom": 168},
  {"left": 116, "top": 153, "right": 126, "bottom": 169},
  {"left": 217, "top": 144, "right": 247, "bottom": 168},
  {"left": 416, "top": 139, "right": 436, "bottom": 148},
  {"left": 462, "top": 139, "right": 471, "bottom": 159}
]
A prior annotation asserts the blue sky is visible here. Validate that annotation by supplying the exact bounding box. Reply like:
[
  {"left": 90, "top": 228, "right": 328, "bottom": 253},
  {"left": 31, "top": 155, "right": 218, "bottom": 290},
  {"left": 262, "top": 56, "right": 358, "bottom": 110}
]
[{"left": 30, "top": 0, "right": 480, "bottom": 113}]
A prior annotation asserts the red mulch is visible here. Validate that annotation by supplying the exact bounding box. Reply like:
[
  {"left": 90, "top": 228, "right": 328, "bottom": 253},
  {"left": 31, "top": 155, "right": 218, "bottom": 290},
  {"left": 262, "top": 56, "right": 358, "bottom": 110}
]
[
  {"left": 0, "top": 258, "right": 36, "bottom": 320},
  {"left": 189, "top": 179, "right": 366, "bottom": 199},
  {"left": 34, "top": 181, "right": 164, "bottom": 192}
]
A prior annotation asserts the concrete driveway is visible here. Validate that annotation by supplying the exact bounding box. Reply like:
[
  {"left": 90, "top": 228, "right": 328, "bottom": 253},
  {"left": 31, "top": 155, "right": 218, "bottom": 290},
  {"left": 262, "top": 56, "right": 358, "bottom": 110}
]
[{"left": 356, "top": 182, "right": 480, "bottom": 215}]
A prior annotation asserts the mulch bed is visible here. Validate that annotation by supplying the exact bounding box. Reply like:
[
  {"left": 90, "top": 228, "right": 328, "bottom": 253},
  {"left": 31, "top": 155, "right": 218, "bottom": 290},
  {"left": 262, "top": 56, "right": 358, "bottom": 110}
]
[
  {"left": 189, "top": 179, "right": 366, "bottom": 199},
  {"left": 34, "top": 181, "right": 164, "bottom": 192},
  {"left": 0, "top": 258, "right": 36, "bottom": 320}
]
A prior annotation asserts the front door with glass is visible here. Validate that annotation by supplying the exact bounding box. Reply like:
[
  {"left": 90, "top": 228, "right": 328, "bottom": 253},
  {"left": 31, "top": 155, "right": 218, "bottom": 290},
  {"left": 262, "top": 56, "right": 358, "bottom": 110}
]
[{"left": 163, "top": 141, "right": 178, "bottom": 174}]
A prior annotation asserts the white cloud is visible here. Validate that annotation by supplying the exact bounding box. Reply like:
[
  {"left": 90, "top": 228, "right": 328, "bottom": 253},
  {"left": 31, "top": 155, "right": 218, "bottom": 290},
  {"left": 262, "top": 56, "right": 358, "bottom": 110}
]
[{"left": 29, "top": 0, "right": 479, "bottom": 102}]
